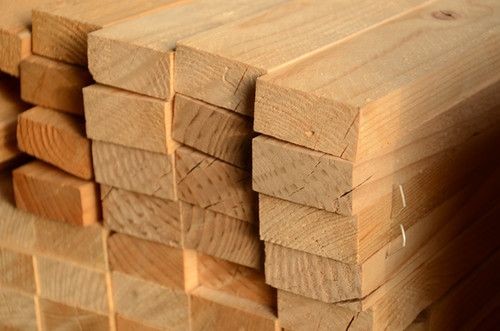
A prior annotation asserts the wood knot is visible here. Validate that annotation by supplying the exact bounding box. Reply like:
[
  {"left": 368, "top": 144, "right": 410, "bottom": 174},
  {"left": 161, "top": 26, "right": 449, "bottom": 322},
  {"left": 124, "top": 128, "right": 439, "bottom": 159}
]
[
  {"left": 305, "top": 130, "right": 315, "bottom": 137},
  {"left": 432, "top": 10, "right": 458, "bottom": 20}
]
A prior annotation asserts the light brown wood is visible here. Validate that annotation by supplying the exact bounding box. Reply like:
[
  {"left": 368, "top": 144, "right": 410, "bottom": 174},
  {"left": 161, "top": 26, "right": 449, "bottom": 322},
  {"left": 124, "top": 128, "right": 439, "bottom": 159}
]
[
  {"left": 31, "top": 0, "right": 184, "bottom": 65},
  {"left": 13, "top": 161, "right": 100, "bottom": 226},
  {"left": 108, "top": 233, "right": 197, "bottom": 291},
  {"left": 0, "top": 288, "right": 37, "bottom": 331},
  {"left": 115, "top": 315, "right": 163, "bottom": 331},
  {"left": 101, "top": 185, "right": 181, "bottom": 247},
  {"left": 173, "top": 94, "right": 253, "bottom": 168},
  {"left": 0, "top": 247, "right": 35, "bottom": 294},
  {"left": 0, "top": 0, "right": 54, "bottom": 76},
  {"left": 182, "top": 202, "right": 262, "bottom": 269},
  {"left": 265, "top": 158, "right": 500, "bottom": 302},
  {"left": 0, "top": 74, "right": 27, "bottom": 166},
  {"left": 191, "top": 287, "right": 280, "bottom": 331},
  {"left": 36, "top": 255, "right": 109, "bottom": 314},
  {"left": 253, "top": 76, "right": 500, "bottom": 216},
  {"left": 112, "top": 271, "right": 190, "bottom": 330},
  {"left": 93, "top": 141, "right": 176, "bottom": 200},
  {"left": 88, "top": 0, "right": 284, "bottom": 100},
  {"left": 20, "top": 55, "right": 92, "bottom": 115},
  {"left": 84, "top": 84, "right": 177, "bottom": 154},
  {"left": 17, "top": 106, "right": 93, "bottom": 179},
  {"left": 276, "top": 202, "right": 500, "bottom": 330},
  {"left": 39, "top": 298, "right": 110, "bottom": 331},
  {"left": 254, "top": 0, "right": 500, "bottom": 159},
  {"left": 176, "top": 146, "right": 256, "bottom": 222},
  {"left": 176, "top": 0, "right": 427, "bottom": 116}
]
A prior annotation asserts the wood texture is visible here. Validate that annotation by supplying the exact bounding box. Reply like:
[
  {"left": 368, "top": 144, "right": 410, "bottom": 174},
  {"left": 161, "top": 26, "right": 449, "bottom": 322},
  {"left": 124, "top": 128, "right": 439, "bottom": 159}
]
[
  {"left": 176, "top": 146, "right": 256, "bottom": 222},
  {"left": 0, "top": 288, "right": 37, "bottom": 331},
  {"left": 108, "top": 233, "right": 197, "bottom": 291},
  {"left": 84, "top": 84, "right": 177, "bottom": 154},
  {"left": 115, "top": 315, "right": 163, "bottom": 331},
  {"left": 253, "top": 76, "right": 500, "bottom": 215},
  {"left": 17, "top": 106, "right": 93, "bottom": 179},
  {"left": 0, "top": 0, "right": 53, "bottom": 76},
  {"left": 0, "top": 74, "right": 27, "bottom": 166},
  {"left": 36, "top": 255, "right": 109, "bottom": 314},
  {"left": 173, "top": 93, "right": 253, "bottom": 168},
  {"left": 254, "top": 0, "right": 500, "bottom": 158},
  {"left": 93, "top": 141, "right": 176, "bottom": 200},
  {"left": 176, "top": 0, "right": 427, "bottom": 116},
  {"left": 0, "top": 247, "right": 35, "bottom": 293},
  {"left": 88, "top": 0, "right": 284, "bottom": 100},
  {"left": 13, "top": 161, "right": 99, "bottom": 226},
  {"left": 112, "top": 271, "right": 190, "bottom": 331},
  {"left": 265, "top": 159, "right": 500, "bottom": 302},
  {"left": 182, "top": 202, "right": 262, "bottom": 269},
  {"left": 101, "top": 185, "right": 181, "bottom": 247},
  {"left": 20, "top": 55, "right": 92, "bottom": 114},
  {"left": 31, "top": 0, "right": 184, "bottom": 65},
  {"left": 39, "top": 298, "right": 110, "bottom": 331}
]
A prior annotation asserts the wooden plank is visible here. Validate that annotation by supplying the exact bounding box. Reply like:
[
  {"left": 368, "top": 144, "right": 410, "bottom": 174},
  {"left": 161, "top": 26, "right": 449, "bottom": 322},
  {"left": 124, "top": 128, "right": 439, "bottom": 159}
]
[
  {"left": 17, "top": 106, "right": 93, "bottom": 179},
  {"left": 115, "top": 315, "right": 163, "bottom": 331},
  {"left": 254, "top": 0, "right": 500, "bottom": 159},
  {"left": 0, "top": 0, "right": 54, "bottom": 76},
  {"left": 20, "top": 55, "right": 92, "bottom": 115},
  {"left": 36, "top": 255, "right": 109, "bottom": 314},
  {"left": 31, "top": 0, "right": 184, "bottom": 65},
  {"left": 0, "top": 247, "right": 35, "bottom": 293},
  {"left": 84, "top": 84, "right": 177, "bottom": 154},
  {"left": 173, "top": 93, "right": 253, "bottom": 168},
  {"left": 12, "top": 161, "right": 100, "bottom": 226},
  {"left": 276, "top": 203, "right": 500, "bottom": 330},
  {"left": 265, "top": 160, "right": 500, "bottom": 302},
  {"left": 101, "top": 185, "right": 181, "bottom": 247},
  {"left": 176, "top": 146, "right": 256, "bottom": 222},
  {"left": 93, "top": 141, "right": 176, "bottom": 200},
  {"left": 88, "top": 0, "right": 284, "bottom": 100},
  {"left": 0, "top": 288, "right": 37, "bottom": 331},
  {"left": 182, "top": 202, "right": 262, "bottom": 269},
  {"left": 0, "top": 74, "right": 28, "bottom": 166},
  {"left": 108, "top": 233, "right": 197, "bottom": 291},
  {"left": 39, "top": 298, "right": 110, "bottom": 331},
  {"left": 424, "top": 249, "right": 500, "bottom": 331},
  {"left": 253, "top": 77, "right": 500, "bottom": 215},
  {"left": 176, "top": 0, "right": 427, "bottom": 116},
  {"left": 112, "top": 271, "right": 190, "bottom": 331}
]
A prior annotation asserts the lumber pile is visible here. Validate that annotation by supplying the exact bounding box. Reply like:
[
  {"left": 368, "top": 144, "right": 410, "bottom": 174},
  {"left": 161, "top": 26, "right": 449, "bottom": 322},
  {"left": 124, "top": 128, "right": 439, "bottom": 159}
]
[{"left": 1, "top": 0, "right": 499, "bottom": 330}]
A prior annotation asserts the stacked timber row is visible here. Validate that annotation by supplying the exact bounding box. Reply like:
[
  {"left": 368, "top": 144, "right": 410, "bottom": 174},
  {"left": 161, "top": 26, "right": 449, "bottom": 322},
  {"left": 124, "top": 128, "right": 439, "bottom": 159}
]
[
  {"left": 84, "top": 0, "right": 286, "bottom": 329},
  {"left": 250, "top": 0, "right": 500, "bottom": 330}
]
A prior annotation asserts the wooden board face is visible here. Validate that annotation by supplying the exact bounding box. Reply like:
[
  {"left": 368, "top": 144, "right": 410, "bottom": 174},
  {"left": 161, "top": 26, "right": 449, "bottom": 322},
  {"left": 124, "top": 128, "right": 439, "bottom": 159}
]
[
  {"left": 12, "top": 161, "right": 100, "bottom": 226},
  {"left": 39, "top": 299, "right": 110, "bottom": 331},
  {"left": 0, "top": 288, "right": 37, "bottom": 331},
  {"left": 0, "top": 247, "right": 35, "bottom": 293}
]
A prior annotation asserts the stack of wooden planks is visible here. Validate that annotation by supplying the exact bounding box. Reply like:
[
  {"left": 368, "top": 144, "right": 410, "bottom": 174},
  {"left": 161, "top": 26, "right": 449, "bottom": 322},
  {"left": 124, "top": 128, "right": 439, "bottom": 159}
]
[{"left": 0, "top": 0, "right": 499, "bottom": 330}]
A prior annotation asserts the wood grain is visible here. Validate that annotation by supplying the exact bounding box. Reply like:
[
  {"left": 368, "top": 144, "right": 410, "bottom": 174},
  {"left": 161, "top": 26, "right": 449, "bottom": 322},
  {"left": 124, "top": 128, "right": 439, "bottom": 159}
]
[
  {"left": 36, "top": 255, "right": 109, "bottom": 314},
  {"left": 182, "top": 202, "right": 262, "bottom": 269},
  {"left": 0, "top": 288, "right": 37, "bottom": 331},
  {"left": 20, "top": 55, "right": 92, "bottom": 114},
  {"left": 39, "top": 298, "right": 110, "bottom": 331},
  {"left": 0, "top": 0, "right": 53, "bottom": 76},
  {"left": 108, "top": 233, "right": 197, "bottom": 291},
  {"left": 176, "top": 146, "right": 256, "bottom": 222},
  {"left": 0, "top": 74, "right": 28, "bottom": 167},
  {"left": 173, "top": 93, "right": 253, "bottom": 168},
  {"left": 176, "top": 0, "right": 427, "bottom": 116},
  {"left": 32, "top": 0, "right": 184, "bottom": 65},
  {"left": 115, "top": 315, "right": 163, "bottom": 331},
  {"left": 254, "top": 0, "right": 500, "bottom": 158},
  {"left": 112, "top": 271, "right": 190, "bottom": 331},
  {"left": 93, "top": 141, "right": 176, "bottom": 200},
  {"left": 0, "top": 247, "right": 35, "bottom": 293},
  {"left": 84, "top": 84, "right": 177, "bottom": 154},
  {"left": 101, "top": 185, "right": 181, "bottom": 247},
  {"left": 88, "top": 0, "right": 284, "bottom": 100},
  {"left": 13, "top": 161, "right": 100, "bottom": 226},
  {"left": 17, "top": 106, "right": 93, "bottom": 179}
]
